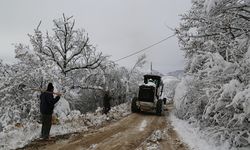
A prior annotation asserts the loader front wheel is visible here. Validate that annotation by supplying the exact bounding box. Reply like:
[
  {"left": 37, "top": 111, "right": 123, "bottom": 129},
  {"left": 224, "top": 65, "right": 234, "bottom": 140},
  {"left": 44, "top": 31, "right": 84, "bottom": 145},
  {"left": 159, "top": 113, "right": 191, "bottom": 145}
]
[{"left": 156, "top": 100, "right": 162, "bottom": 116}]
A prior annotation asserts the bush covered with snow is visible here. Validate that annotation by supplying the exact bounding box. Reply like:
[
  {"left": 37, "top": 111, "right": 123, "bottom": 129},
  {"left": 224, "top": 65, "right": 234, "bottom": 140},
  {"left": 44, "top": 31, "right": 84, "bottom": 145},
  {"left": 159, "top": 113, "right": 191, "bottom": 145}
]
[
  {"left": 162, "top": 76, "right": 180, "bottom": 102},
  {"left": 176, "top": 0, "right": 250, "bottom": 149},
  {"left": 54, "top": 97, "right": 71, "bottom": 119}
]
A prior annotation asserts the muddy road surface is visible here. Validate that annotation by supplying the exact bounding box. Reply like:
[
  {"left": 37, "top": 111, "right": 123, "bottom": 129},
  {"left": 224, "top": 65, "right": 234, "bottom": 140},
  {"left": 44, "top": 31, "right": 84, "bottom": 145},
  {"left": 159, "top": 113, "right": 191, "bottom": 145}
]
[{"left": 21, "top": 106, "right": 187, "bottom": 150}]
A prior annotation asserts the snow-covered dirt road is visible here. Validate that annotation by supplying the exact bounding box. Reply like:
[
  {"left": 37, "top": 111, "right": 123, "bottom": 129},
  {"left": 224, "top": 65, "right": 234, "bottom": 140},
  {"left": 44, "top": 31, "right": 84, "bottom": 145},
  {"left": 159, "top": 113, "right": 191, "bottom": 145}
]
[{"left": 21, "top": 105, "right": 187, "bottom": 150}]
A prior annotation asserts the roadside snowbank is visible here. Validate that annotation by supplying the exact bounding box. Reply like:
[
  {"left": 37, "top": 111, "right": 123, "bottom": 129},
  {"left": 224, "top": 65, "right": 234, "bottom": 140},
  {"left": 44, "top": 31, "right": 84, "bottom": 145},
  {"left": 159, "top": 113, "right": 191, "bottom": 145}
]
[
  {"left": 0, "top": 102, "right": 130, "bottom": 150},
  {"left": 170, "top": 112, "right": 231, "bottom": 150}
]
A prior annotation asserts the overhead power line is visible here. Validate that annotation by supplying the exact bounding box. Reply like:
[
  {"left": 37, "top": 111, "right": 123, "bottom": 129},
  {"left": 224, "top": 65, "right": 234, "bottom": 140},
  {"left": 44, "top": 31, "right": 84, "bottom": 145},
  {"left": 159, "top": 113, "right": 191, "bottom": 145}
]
[{"left": 114, "top": 34, "right": 175, "bottom": 62}]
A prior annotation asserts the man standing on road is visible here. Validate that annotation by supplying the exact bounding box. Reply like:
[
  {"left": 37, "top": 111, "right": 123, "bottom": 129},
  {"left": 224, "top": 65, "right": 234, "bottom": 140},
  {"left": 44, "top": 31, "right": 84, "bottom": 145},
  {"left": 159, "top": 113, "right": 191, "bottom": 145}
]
[
  {"left": 40, "top": 83, "right": 61, "bottom": 140},
  {"left": 103, "top": 91, "right": 111, "bottom": 114}
]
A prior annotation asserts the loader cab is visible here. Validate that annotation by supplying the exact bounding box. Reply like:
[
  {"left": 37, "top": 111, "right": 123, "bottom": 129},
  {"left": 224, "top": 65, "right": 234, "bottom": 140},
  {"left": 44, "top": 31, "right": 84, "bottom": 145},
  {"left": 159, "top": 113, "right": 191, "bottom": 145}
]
[{"left": 143, "top": 74, "right": 164, "bottom": 97}]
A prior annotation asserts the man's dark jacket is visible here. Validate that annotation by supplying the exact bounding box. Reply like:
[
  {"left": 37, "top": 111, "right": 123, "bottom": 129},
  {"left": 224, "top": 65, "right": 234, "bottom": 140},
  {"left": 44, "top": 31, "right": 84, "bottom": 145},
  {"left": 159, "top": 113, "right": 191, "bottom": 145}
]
[
  {"left": 103, "top": 94, "right": 111, "bottom": 108},
  {"left": 40, "top": 92, "right": 60, "bottom": 115}
]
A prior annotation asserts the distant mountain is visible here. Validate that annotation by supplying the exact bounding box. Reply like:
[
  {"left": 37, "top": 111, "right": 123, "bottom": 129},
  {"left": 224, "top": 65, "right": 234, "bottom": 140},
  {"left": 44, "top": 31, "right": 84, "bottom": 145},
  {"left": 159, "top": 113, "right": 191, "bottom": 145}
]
[
  {"left": 167, "top": 70, "right": 184, "bottom": 79},
  {"left": 144, "top": 69, "right": 164, "bottom": 76},
  {"left": 151, "top": 69, "right": 164, "bottom": 76},
  {"left": 143, "top": 69, "right": 184, "bottom": 78}
]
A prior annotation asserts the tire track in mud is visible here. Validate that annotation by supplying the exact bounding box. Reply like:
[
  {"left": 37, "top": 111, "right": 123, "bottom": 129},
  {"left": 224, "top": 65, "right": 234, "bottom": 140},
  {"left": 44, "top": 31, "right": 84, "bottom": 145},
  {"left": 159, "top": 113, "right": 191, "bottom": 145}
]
[
  {"left": 41, "top": 113, "right": 166, "bottom": 150},
  {"left": 93, "top": 113, "right": 166, "bottom": 150}
]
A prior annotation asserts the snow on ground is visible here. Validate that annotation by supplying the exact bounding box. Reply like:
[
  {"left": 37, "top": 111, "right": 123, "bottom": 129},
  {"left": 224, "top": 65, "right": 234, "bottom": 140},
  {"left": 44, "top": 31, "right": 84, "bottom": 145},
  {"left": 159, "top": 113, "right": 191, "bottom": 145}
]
[
  {"left": 139, "top": 120, "right": 147, "bottom": 131},
  {"left": 0, "top": 102, "right": 131, "bottom": 150},
  {"left": 136, "top": 129, "right": 165, "bottom": 150},
  {"left": 169, "top": 112, "right": 232, "bottom": 150},
  {"left": 0, "top": 122, "right": 41, "bottom": 150}
]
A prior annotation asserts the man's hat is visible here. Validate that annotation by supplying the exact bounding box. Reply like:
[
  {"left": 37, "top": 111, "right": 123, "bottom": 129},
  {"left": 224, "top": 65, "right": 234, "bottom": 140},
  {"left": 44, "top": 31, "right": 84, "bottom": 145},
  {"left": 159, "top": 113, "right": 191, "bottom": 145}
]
[{"left": 47, "top": 83, "right": 54, "bottom": 91}]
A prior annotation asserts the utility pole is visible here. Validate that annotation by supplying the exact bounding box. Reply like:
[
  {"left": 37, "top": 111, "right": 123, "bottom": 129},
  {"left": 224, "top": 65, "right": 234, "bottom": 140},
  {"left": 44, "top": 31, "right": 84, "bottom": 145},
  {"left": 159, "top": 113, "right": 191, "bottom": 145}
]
[{"left": 150, "top": 62, "right": 153, "bottom": 74}]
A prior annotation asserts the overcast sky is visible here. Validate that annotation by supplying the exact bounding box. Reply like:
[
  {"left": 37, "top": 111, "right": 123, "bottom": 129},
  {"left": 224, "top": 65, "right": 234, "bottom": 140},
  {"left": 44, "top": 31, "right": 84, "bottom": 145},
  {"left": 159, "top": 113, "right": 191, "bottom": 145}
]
[{"left": 0, "top": 0, "right": 191, "bottom": 74}]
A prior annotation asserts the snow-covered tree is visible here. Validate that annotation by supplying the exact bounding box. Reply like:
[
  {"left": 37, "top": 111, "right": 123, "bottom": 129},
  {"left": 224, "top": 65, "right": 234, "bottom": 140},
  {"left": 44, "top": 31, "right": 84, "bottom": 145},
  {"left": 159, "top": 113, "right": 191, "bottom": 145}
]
[
  {"left": 175, "top": 0, "right": 250, "bottom": 148},
  {"left": 124, "top": 54, "right": 146, "bottom": 99},
  {"left": 29, "top": 15, "right": 104, "bottom": 77},
  {"left": 0, "top": 15, "right": 106, "bottom": 126}
]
